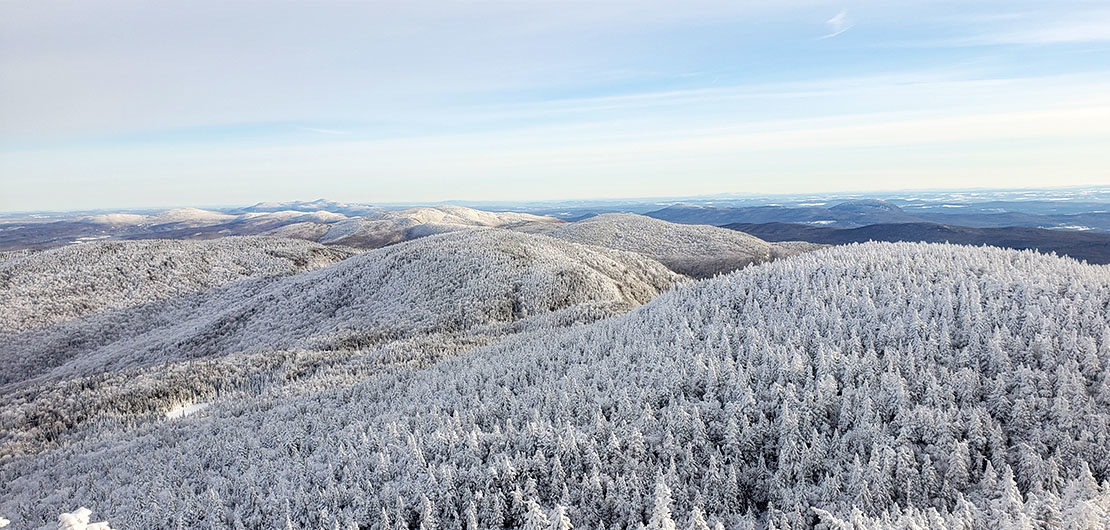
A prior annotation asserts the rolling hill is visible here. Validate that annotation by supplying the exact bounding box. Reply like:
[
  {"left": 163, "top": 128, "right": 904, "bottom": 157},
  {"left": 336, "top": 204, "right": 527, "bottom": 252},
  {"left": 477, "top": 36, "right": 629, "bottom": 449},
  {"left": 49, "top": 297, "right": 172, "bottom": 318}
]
[
  {"left": 0, "top": 229, "right": 683, "bottom": 388},
  {"left": 0, "top": 237, "right": 354, "bottom": 335},
  {"left": 315, "top": 205, "right": 561, "bottom": 249},
  {"left": 514, "top": 213, "right": 823, "bottom": 278}
]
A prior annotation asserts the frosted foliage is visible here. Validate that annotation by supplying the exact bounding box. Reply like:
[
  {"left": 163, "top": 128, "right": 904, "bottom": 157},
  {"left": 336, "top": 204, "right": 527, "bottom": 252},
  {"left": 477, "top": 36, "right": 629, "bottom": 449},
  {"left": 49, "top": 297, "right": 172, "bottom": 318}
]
[
  {"left": 0, "top": 249, "right": 35, "bottom": 264},
  {"left": 525, "top": 500, "right": 551, "bottom": 530},
  {"left": 57, "top": 507, "right": 112, "bottom": 530},
  {"left": 0, "top": 229, "right": 682, "bottom": 387},
  {"left": 0, "top": 236, "right": 352, "bottom": 334},
  {"left": 516, "top": 213, "right": 818, "bottom": 278},
  {"left": 1, "top": 242, "right": 1108, "bottom": 530},
  {"left": 551, "top": 505, "right": 574, "bottom": 530},
  {"left": 649, "top": 480, "right": 677, "bottom": 530}
]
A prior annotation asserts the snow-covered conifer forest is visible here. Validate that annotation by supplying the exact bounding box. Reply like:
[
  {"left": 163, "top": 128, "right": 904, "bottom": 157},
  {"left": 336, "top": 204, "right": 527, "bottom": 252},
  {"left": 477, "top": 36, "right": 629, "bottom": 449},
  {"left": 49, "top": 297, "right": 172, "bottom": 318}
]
[{"left": 1, "top": 210, "right": 1108, "bottom": 529}]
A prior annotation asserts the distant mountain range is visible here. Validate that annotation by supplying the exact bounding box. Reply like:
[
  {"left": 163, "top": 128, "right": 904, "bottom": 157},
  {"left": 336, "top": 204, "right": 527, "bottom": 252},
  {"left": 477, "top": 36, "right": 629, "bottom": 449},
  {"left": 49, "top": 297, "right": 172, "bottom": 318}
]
[
  {"left": 0, "top": 205, "right": 824, "bottom": 278},
  {"left": 0, "top": 205, "right": 554, "bottom": 251},
  {"left": 723, "top": 221, "right": 1110, "bottom": 265},
  {"left": 645, "top": 199, "right": 1110, "bottom": 232},
  {"left": 5, "top": 193, "right": 1110, "bottom": 253}
]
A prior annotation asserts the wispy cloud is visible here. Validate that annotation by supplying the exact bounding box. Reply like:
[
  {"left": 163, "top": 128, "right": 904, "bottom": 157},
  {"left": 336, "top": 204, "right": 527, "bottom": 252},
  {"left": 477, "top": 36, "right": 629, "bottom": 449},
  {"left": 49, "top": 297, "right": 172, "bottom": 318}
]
[
  {"left": 820, "top": 10, "right": 853, "bottom": 39},
  {"left": 3, "top": 0, "right": 1110, "bottom": 209},
  {"left": 979, "top": 16, "right": 1110, "bottom": 45},
  {"left": 911, "top": 8, "right": 1110, "bottom": 47}
]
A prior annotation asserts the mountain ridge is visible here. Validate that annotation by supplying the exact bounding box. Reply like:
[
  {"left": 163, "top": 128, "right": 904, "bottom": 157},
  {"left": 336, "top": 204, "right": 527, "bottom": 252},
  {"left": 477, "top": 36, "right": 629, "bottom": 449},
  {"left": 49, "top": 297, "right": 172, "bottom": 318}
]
[
  {"left": 513, "top": 213, "right": 823, "bottom": 278},
  {"left": 0, "top": 229, "right": 684, "bottom": 388}
]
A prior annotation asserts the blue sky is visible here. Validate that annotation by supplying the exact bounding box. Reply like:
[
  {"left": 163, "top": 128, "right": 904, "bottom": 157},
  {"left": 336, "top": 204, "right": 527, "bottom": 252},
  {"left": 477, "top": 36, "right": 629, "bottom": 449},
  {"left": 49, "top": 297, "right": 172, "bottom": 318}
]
[{"left": 2, "top": 1, "right": 1109, "bottom": 211}]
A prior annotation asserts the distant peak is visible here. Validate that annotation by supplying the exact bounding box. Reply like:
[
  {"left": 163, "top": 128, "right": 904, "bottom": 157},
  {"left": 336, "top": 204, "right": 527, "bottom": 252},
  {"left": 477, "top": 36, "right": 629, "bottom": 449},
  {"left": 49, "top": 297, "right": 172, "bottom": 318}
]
[{"left": 828, "top": 199, "right": 903, "bottom": 212}]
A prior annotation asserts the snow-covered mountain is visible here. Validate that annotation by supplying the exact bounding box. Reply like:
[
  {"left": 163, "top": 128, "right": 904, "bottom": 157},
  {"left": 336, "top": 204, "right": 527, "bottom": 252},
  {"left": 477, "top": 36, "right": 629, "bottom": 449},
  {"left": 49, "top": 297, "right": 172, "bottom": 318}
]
[
  {"left": 239, "top": 199, "right": 384, "bottom": 217},
  {"left": 83, "top": 207, "right": 238, "bottom": 227},
  {"left": 66, "top": 204, "right": 563, "bottom": 250},
  {"left": 516, "top": 213, "right": 823, "bottom": 277},
  {"left": 11, "top": 205, "right": 831, "bottom": 271},
  {"left": 316, "top": 205, "right": 560, "bottom": 248},
  {"left": 0, "top": 229, "right": 682, "bottom": 388},
  {"left": 0, "top": 237, "right": 353, "bottom": 335},
  {"left": 6, "top": 206, "right": 360, "bottom": 250},
  {"left": 85, "top": 208, "right": 352, "bottom": 233},
  {"left": 2, "top": 242, "right": 1107, "bottom": 529}
]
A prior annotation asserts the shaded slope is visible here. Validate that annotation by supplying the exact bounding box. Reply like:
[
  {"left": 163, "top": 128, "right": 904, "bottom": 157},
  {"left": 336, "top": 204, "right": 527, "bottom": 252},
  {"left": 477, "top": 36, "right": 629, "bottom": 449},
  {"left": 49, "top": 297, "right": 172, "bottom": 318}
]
[
  {"left": 645, "top": 200, "right": 924, "bottom": 228},
  {"left": 646, "top": 201, "right": 1110, "bottom": 232}
]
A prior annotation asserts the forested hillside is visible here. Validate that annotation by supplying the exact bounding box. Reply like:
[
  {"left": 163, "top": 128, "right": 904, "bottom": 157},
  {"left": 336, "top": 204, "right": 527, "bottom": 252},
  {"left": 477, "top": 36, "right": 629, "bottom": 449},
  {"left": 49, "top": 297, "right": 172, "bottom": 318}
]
[
  {"left": 516, "top": 213, "right": 822, "bottom": 278},
  {"left": 0, "top": 237, "right": 354, "bottom": 334},
  {"left": 2, "top": 242, "right": 1107, "bottom": 529},
  {"left": 0, "top": 230, "right": 682, "bottom": 387}
]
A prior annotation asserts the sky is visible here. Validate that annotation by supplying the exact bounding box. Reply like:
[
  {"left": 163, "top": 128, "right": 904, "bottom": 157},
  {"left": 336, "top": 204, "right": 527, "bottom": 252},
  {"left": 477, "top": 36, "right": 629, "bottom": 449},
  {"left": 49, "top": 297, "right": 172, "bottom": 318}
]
[{"left": 2, "top": 0, "right": 1109, "bottom": 211}]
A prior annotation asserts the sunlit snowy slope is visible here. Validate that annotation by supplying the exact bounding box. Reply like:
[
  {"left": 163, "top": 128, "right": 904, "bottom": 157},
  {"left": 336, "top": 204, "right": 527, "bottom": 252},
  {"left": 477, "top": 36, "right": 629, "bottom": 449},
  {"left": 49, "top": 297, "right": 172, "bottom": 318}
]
[{"left": 515, "top": 213, "right": 823, "bottom": 278}]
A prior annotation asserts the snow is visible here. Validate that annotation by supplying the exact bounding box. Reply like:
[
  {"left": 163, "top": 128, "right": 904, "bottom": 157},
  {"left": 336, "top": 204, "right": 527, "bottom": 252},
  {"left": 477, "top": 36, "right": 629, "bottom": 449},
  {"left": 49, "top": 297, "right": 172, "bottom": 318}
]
[
  {"left": 0, "top": 237, "right": 353, "bottom": 336},
  {"left": 1, "top": 229, "right": 683, "bottom": 386},
  {"left": 82, "top": 213, "right": 149, "bottom": 225},
  {"left": 151, "top": 208, "right": 235, "bottom": 225},
  {"left": 513, "top": 213, "right": 804, "bottom": 278},
  {"left": 164, "top": 401, "right": 211, "bottom": 419},
  {"left": 319, "top": 218, "right": 365, "bottom": 242},
  {"left": 264, "top": 221, "right": 333, "bottom": 240},
  {"left": 242, "top": 210, "right": 348, "bottom": 223},
  {"left": 297, "top": 210, "right": 347, "bottom": 223},
  {"left": 319, "top": 205, "right": 561, "bottom": 248},
  {"left": 58, "top": 508, "right": 112, "bottom": 530}
]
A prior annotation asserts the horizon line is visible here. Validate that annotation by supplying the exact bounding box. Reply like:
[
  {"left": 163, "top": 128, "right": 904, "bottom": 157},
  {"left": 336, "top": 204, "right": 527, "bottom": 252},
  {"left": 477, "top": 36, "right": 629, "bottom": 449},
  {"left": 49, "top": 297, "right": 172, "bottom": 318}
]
[{"left": 1, "top": 183, "right": 1107, "bottom": 216}]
